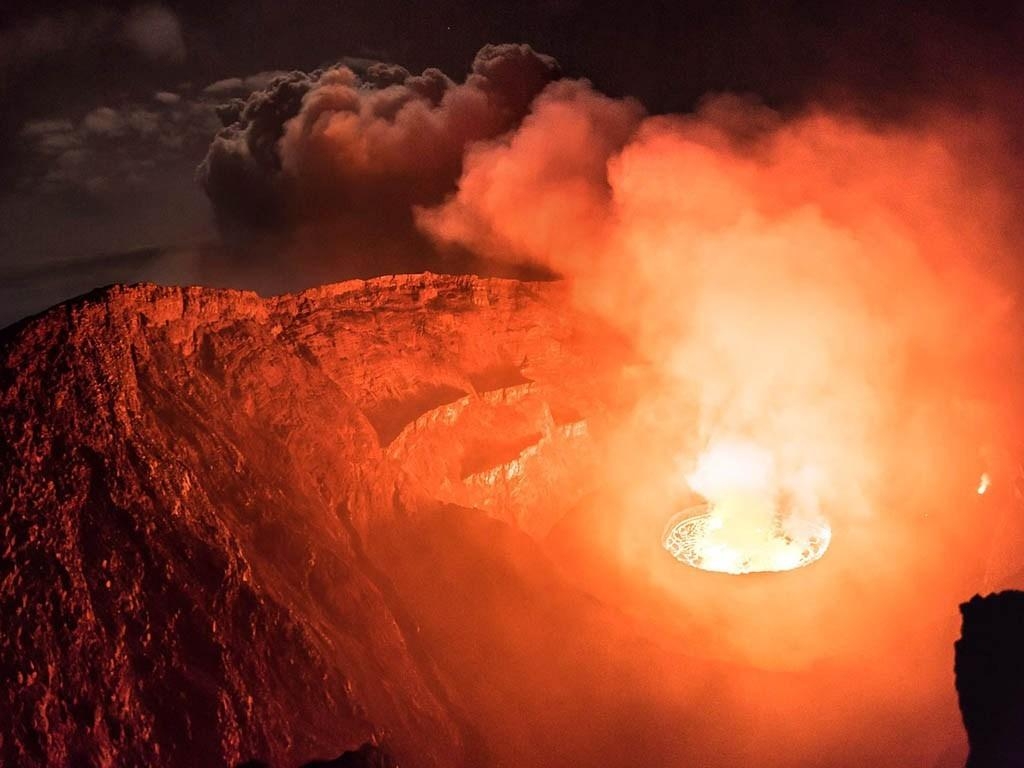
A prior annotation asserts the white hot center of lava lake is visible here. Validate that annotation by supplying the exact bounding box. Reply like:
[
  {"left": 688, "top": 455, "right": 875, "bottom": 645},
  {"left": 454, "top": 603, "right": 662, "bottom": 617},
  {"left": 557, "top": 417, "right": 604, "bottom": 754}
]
[{"left": 663, "top": 440, "right": 832, "bottom": 574}]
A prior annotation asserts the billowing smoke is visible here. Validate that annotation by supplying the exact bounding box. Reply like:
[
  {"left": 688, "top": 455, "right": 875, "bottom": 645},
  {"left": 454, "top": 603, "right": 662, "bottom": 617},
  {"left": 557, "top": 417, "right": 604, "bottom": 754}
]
[
  {"left": 418, "top": 75, "right": 1022, "bottom": 664},
  {"left": 197, "top": 48, "right": 1023, "bottom": 631},
  {"left": 411, "top": 72, "right": 1024, "bottom": 765},
  {"left": 193, "top": 43, "right": 1024, "bottom": 764},
  {"left": 197, "top": 44, "right": 559, "bottom": 284}
]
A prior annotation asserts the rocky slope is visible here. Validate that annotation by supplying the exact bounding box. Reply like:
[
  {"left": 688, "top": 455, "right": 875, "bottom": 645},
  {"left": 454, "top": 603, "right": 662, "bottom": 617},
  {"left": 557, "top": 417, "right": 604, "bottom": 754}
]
[
  {"left": 0, "top": 275, "right": 572, "bottom": 765},
  {"left": 1, "top": 272, "right": 1003, "bottom": 768},
  {"left": 0, "top": 274, "right": 675, "bottom": 767}
]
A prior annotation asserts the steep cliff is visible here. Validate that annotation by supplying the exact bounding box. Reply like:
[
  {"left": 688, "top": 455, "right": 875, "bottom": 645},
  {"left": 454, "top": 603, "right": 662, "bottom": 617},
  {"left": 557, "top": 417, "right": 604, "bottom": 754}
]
[
  {"left": 0, "top": 274, "right": 622, "bottom": 767},
  {"left": 2, "top": 273, "right": 992, "bottom": 768}
]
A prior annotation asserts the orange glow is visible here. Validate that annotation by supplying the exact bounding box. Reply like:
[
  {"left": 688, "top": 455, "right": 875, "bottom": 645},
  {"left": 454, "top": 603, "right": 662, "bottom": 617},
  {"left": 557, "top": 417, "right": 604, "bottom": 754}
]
[
  {"left": 420, "top": 79, "right": 1021, "bottom": 650},
  {"left": 663, "top": 505, "right": 831, "bottom": 574},
  {"left": 977, "top": 472, "right": 991, "bottom": 494},
  {"left": 664, "top": 438, "right": 831, "bottom": 573},
  {"left": 417, "top": 80, "right": 1024, "bottom": 763}
]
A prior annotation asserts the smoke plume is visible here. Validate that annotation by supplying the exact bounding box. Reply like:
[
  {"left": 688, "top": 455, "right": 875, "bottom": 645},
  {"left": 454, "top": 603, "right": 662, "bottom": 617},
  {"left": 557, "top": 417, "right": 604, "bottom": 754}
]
[
  {"left": 192, "top": 41, "right": 1024, "bottom": 765},
  {"left": 197, "top": 49, "right": 1023, "bottom": 630},
  {"left": 196, "top": 37, "right": 1024, "bottom": 664},
  {"left": 196, "top": 45, "right": 555, "bottom": 276},
  {"left": 417, "top": 74, "right": 1023, "bottom": 671}
]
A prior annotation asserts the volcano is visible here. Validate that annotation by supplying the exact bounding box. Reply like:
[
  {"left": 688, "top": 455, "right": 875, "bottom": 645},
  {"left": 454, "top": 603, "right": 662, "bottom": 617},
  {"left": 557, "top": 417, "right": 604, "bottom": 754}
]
[
  {"left": 0, "top": 273, "right": 692, "bottom": 767},
  {"left": 0, "top": 273, "right": 1017, "bottom": 768}
]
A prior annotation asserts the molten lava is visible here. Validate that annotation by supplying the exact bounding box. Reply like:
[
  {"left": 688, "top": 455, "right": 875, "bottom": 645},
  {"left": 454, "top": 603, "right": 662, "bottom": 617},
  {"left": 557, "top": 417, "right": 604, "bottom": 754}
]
[
  {"left": 663, "top": 504, "right": 832, "bottom": 574},
  {"left": 664, "top": 439, "right": 832, "bottom": 574}
]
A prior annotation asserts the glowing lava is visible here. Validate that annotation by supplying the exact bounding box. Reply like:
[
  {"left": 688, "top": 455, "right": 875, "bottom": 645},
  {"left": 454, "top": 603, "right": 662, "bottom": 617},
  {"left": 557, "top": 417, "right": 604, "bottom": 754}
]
[
  {"left": 663, "top": 439, "right": 832, "bottom": 574},
  {"left": 663, "top": 504, "right": 832, "bottom": 574}
]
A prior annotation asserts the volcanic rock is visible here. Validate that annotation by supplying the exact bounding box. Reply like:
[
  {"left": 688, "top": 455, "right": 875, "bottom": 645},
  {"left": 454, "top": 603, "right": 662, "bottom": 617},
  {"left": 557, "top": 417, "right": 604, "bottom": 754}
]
[
  {"left": 956, "top": 591, "right": 1024, "bottom": 768},
  {"left": 0, "top": 274, "right": 639, "bottom": 767},
  {"left": 3, "top": 272, "right": 983, "bottom": 768},
  {"left": 239, "top": 740, "right": 398, "bottom": 767}
]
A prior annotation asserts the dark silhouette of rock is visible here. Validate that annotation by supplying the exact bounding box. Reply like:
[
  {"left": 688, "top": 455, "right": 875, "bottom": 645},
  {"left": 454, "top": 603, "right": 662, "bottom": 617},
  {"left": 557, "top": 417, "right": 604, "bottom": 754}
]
[
  {"left": 237, "top": 741, "right": 397, "bottom": 768},
  {"left": 300, "top": 742, "right": 399, "bottom": 767},
  {"left": 956, "top": 591, "right": 1024, "bottom": 767}
]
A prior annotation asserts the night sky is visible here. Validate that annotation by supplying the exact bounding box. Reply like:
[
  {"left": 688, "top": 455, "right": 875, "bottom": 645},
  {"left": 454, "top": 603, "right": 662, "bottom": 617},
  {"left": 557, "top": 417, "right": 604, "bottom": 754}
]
[{"left": 2, "top": 0, "right": 1023, "bottom": 326}]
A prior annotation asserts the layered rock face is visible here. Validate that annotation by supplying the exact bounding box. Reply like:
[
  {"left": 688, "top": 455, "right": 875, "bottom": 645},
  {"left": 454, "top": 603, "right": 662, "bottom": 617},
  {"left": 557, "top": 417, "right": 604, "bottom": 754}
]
[{"left": 0, "top": 274, "right": 640, "bottom": 767}]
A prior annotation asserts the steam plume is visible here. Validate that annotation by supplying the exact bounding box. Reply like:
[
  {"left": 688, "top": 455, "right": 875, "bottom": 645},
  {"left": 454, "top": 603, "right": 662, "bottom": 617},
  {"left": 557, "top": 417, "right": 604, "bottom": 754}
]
[
  {"left": 198, "top": 44, "right": 559, "bottom": 234},
  {"left": 191, "top": 40, "right": 1024, "bottom": 763},
  {"left": 418, "top": 77, "right": 1022, "bottom": 664}
]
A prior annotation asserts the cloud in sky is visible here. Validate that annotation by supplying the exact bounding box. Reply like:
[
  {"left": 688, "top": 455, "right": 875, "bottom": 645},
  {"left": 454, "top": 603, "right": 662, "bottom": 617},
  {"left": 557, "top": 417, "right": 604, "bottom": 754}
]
[
  {"left": 0, "top": 3, "right": 186, "bottom": 78},
  {"left": 202, "top": 71, "right": 293, "bottom": 95},
  {"left": 121, "top": 3, "right": 186, "bottom": 64},
  {"left": 17, "top": 95, "right": 219, "bottom": 200}
]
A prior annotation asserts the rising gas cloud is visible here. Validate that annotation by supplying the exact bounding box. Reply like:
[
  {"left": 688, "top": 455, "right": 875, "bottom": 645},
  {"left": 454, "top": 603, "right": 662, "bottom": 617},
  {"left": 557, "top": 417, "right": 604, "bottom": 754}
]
[
  {"left": 414, "top": 72, "right": 1024, "bottom": 767},
  {"left": 416, "top": 73, "right": 1023, "bottom": 667},
  {"left": 199, "top": 42, "right": 1024, "bottom": 632},
  {"left": 197, "top": 44, "right": 561, "bottom": 285},
  {"left": 200, "top": 44, "right": 1024, "bottom": 629},
  {"left": 197, "top": 43, "right": 1024, "bottom": 766}
]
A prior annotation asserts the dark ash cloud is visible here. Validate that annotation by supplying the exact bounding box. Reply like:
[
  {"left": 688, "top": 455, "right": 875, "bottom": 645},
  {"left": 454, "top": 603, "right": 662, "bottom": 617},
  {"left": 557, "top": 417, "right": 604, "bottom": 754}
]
[
  {"left": 196, "top": 69, "right": 319, "bottom": 229},
  {"left": 197, "top": 43, "right": 560, "bottom": 234}
]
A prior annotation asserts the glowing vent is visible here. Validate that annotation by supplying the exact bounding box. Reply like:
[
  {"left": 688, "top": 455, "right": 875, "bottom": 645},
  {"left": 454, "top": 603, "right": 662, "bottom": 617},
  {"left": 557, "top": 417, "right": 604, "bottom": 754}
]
[{"left": 663, "top": 504, "right": 831, "bottom": 574}]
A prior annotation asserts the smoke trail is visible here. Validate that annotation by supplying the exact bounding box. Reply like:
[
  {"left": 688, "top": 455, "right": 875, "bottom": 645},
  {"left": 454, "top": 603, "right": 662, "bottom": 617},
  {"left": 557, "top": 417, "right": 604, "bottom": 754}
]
[{"left": 418, "top": 79, "right": 1023, "bottom": 664}]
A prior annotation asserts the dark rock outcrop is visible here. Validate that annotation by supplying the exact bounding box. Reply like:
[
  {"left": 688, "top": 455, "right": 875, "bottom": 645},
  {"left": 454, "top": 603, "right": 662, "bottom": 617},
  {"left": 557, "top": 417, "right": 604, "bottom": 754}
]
[
  {"left": 239, "top": 740, "right": 398, "bottom": 767},
  {"left": 956, "top": 591, "right": 1024, "bottom": 768}
]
